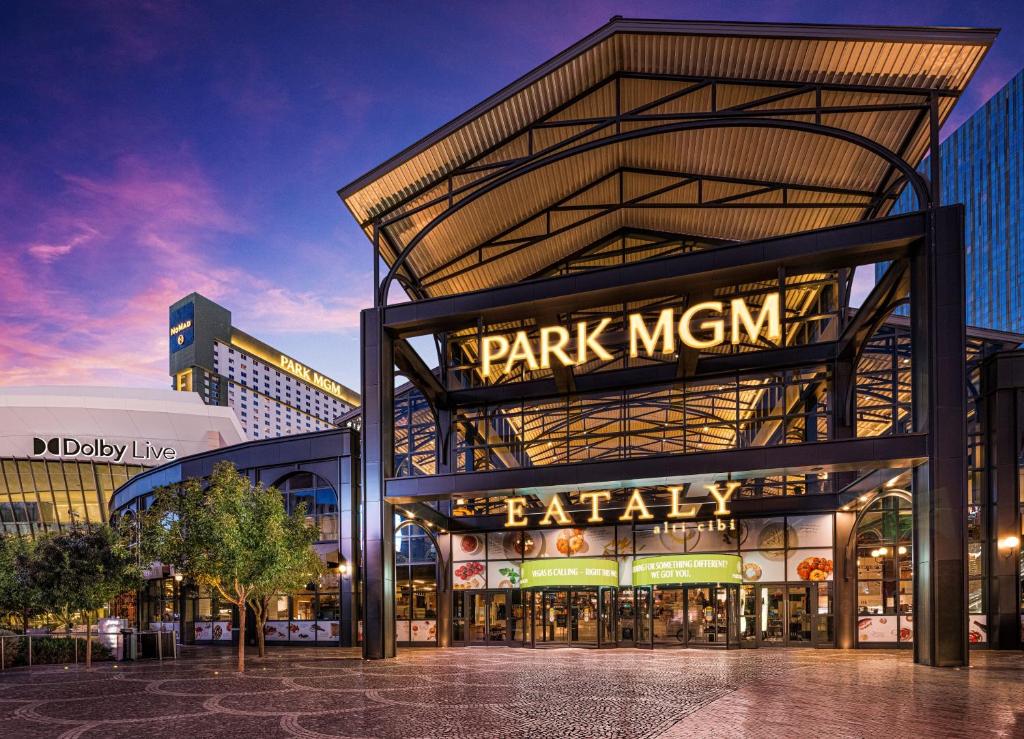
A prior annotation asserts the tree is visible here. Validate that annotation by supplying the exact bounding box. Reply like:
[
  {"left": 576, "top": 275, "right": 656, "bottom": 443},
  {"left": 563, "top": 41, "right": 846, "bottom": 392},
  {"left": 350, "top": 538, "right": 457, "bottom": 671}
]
[
  {"left": 0, "top": 535, "right": 46, "bottom": 633},
  {"left": 249, "top": 507, "right": 323, "bottom": 658},
  {"left": 30, "top": 526, "right": 142, "bottom": 668},
  {"left": 142, "top": 461, "right": 323, "bottom": 672}
]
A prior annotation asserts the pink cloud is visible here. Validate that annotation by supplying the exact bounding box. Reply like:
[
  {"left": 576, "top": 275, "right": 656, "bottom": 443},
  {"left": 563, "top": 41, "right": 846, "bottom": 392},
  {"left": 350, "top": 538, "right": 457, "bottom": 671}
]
[{"left": 0, "top": 152, "right": 363, "bottom": 388}]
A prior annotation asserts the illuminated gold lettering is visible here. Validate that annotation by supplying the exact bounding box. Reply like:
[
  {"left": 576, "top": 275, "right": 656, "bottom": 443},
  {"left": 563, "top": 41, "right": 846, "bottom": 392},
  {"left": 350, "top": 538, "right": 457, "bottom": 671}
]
[
  {"left": 731, "top": 293, "right": 781, "bottom": 345},
  {"left": 706, "top": 481, "right": 740, "bottom": 516},
  {"left": 680, "top": 301, "right": 724, "bottom": 349},
  {"left": 481, "top": 335, "right": 509, "bottom": 376},
  {"left": 539, "top": 494, "right": 572, "bottom": 526},
  {"left": 579, "top": 491, "right": 611, "bottom": 523},
  {"left": 629, "top": 308, "right": 674, "bottom": 358},
  {"left": 505, "top": 332, "right": 539, "bottom": 374},
  {"left": 618, "top": 489, "right": 653, "bottom": 521},
  {"left": 576, "top": 317, "right": 613, "bottom": 364},
  {"left": 169, "top": 320, "right": 192, "bottom": 336},
  {"left": 505, "top": 497, "right": 528, "bottom": 527},
  {"left": 666, "top": 487, "right": 699, "bottom": 518},
  {"left": 539, "top": 326, "right": 574, "bottom": 369}
]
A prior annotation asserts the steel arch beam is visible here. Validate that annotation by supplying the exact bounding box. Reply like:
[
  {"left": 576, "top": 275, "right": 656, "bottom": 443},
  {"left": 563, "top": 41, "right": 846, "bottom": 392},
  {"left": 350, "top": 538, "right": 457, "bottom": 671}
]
[{"left": 378, "top": 117, "right": 932, "bottom": 305}]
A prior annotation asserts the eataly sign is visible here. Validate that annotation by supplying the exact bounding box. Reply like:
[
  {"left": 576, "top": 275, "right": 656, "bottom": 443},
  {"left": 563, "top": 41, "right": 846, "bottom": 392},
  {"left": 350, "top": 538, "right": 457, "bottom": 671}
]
[
  {"left": 480, "top": 294, "right": 781, "bottom": 375},
  {"left": 504, "top": 482, "right": 741, "bottom": 528}
]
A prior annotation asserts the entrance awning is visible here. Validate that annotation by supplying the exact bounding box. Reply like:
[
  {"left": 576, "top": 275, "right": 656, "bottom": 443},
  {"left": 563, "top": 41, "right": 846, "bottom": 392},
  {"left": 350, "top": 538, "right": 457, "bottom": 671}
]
[
  {"left": 632, "top": 554, "right": 742, "bottom": 586},
  {"left": 520, "top": 558, "right": 618, "bottom": 588},
  {"left": 340, "top": 18, "right": 995, "bottom": 301}
]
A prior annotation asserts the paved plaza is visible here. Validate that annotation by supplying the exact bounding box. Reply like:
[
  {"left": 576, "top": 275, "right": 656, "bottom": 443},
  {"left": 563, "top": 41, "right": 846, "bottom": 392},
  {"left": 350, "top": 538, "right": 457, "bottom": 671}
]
[{"left": 0, "top": 646, "right": 1021, "bottom": 738}]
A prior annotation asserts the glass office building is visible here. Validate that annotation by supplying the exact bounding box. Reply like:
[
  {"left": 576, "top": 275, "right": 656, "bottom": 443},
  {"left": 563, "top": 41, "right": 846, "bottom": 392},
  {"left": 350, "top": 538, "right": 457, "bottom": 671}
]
[{"left": 884, "top": 68, "right": 1024, "bottom": 333}]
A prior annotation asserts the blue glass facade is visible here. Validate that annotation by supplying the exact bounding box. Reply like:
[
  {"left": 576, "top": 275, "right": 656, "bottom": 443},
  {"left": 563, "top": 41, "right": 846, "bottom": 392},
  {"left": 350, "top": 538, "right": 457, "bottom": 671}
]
[{"left": 884, "top": 69, "right": 1024, "bottom": 333}]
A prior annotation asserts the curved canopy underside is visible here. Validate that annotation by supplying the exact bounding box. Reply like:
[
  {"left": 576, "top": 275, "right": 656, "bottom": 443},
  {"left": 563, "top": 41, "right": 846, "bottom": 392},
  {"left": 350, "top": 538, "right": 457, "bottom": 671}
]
[{"left": 340, "top": 18, "right": 994, "bottom": 301}]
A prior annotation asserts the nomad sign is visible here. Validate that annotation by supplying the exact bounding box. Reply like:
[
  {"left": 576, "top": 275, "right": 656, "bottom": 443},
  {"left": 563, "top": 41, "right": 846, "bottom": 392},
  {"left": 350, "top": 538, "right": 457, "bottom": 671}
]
[{"left": 479, "top": 294, "right": 781, "bottom": 375}]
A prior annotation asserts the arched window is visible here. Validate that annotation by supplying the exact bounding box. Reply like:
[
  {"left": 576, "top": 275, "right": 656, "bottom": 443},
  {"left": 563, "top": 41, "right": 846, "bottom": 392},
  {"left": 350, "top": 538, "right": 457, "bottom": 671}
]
[
  {"left": 856, "top": 494, "right": 913, "bottom": 644},
  {"left": 275, "top": 472, "right": 338, "bottom": 543},
  {"left": 394, "top": 521, "right": 438, "bottom": 645},
  {"left": 256, "top": 472, "right": 342, "bottom": 644}
]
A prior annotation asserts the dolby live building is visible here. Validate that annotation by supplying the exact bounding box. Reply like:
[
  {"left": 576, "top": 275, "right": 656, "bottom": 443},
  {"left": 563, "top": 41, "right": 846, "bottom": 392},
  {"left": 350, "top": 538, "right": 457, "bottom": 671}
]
[
  {"left": 0, "top": 386, "right": 244, "bottom": 536},
  {"left": 343, "top": 18, "right": 1024, "bottom": 666}
]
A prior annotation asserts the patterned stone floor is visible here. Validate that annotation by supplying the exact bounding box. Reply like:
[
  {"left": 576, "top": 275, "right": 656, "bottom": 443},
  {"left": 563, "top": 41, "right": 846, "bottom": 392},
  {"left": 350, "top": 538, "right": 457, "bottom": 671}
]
[{"left": 0, "top": 645, "right": 1021, "bottom": 738}]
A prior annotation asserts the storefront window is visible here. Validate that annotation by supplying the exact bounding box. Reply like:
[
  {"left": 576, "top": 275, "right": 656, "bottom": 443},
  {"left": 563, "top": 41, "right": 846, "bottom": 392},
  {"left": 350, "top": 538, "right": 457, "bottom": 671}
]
[
  {"left": 394, "top": 522, "right": 439, "bottom": 644},
  {"left": 855, "top": 495, "right": 912, "bottom": 643}
]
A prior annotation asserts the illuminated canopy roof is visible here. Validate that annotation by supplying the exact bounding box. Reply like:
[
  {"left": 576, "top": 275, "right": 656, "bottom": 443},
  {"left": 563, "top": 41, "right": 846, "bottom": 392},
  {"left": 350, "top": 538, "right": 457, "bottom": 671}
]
[{"left": 339, "top": 18, "right": 994, "bottom": 301}]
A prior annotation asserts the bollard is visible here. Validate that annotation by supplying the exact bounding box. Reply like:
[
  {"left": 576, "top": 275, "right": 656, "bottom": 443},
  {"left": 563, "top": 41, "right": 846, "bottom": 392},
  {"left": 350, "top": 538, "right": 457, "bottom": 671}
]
[
  {"left": 28, "top": 635, "right": 32, "bottom": 668},
  {"left": 75, "top": 636, "right": 78, "bottom": 665},
  {"left": 157, "top": 630, "right": 163, "bottom": 661}
]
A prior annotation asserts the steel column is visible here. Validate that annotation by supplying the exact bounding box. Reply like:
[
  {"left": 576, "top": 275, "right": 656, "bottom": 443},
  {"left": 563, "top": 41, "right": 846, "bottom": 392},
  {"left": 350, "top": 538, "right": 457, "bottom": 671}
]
[
  {"left": 360, "top": 308, "right": 396, "bottom": 659},
  {"left": 835, "top": 510, "right": 858, "bottom": 649},
  {"left": 911, "top": 205, "right": 968, "bottom": 666},
  {"left": 981, "top": 352, "right": 1024, "bottom": 649}
]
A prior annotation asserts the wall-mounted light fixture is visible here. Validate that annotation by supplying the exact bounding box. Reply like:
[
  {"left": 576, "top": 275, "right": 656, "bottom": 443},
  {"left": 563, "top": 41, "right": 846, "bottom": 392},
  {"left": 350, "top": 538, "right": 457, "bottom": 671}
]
[{"left": 998, "top": 535, "right": 1020, "bottom": 558}]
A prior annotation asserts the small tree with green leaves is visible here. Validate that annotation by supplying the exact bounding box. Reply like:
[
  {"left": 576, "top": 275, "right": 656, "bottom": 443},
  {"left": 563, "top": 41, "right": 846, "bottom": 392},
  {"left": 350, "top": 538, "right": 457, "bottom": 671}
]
[
  {"left": 142, "top": 461, "right": 323, "bottom": 672},
  {"left": 29, "top": 525, "right": 142, "bottom": 668},
  {"left": 0, "top": 535, "right": 47, "bottom": 633},
  {"left": 249, "top": 509, "right": 323, "bottom": 658}
]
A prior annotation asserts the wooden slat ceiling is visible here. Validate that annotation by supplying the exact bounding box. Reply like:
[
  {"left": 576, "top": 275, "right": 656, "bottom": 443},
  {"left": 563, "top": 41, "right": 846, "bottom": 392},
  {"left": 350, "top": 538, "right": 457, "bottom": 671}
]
[{"left": 340, "top": 18, "right": 994, "bottom": 300}]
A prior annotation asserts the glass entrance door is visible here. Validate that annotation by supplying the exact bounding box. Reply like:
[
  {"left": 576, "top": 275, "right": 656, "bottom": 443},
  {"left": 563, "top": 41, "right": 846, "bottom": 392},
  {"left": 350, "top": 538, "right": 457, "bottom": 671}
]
[
  {"left": 534, "top": 590, "right": 569, "bottom": 645},
  {"left": 686, "top": 587, "right": 731, "bottom": 646},
  {"left": 468, "top": 592, "right": 487, "bottom": 644},
  {"left": 571, "top": 589, "right": 598, "bottom": 645},
  {"left": 759, "top": 585, "right": 786, "bottom": 645},
  {"left": 634, "top": 586, "right": 653, "bottom": 647},
  {"left": 488, "top": 592, "right": 509, "bottom": 643},
  {"left": 530, "top": 588, "right": 603, "bottom": 647},
  {"left": 461, "top": 590, "right": 516, "bottom": 645},
  {"left": 756, "top": 584, "right": 818, "bottom": 646},
  {"left": 653, "top": 586, "right": 687, "bottom": 646},
  {"left": 739, "top": 585, "right": 757, "bottom": 647},
  {"left": 616, "top": 587, "right": 636, "bottom": 646},
  {"left": 787, "top": 586, "right": 813, "bottom": 644},
  {"left": 599, "top": 587, "right": 616, "bottom": 647}
]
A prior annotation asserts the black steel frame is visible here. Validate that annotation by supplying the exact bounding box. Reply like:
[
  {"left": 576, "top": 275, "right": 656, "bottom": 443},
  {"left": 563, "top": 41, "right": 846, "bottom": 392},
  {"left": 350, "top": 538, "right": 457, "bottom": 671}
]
[
  {"left": 362, "top": 71, "right": 944, "bottom": 305},
  {"left": 362, "top": 206, "right": 970, "bottom": 666}
]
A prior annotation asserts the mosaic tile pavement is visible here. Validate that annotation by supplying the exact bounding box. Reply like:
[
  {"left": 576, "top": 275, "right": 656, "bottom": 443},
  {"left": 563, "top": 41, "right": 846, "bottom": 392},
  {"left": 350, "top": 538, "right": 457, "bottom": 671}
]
[{"left": 0, "top": 646, "right": 1021, "bottom": 738}]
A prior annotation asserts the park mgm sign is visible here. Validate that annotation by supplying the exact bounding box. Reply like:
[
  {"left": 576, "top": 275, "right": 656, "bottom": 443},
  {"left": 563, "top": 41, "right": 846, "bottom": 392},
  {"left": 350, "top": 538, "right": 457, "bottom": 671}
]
[
  {"left": 479, "top": 293, "right": 781, "bottom": 376},
  {"left": 228, "top": 332, "right": 352, "bottom": 402}
]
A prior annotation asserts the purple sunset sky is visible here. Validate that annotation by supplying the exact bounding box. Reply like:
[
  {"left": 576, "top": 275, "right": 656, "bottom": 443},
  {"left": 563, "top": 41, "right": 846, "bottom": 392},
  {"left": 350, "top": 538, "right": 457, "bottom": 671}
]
[{"left": 2, "top": 1, "right": 1022, "bottom": 391}]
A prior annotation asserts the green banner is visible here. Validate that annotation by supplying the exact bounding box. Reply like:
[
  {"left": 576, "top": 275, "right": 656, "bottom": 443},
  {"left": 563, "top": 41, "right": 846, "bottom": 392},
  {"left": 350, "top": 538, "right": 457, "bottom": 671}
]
[
  {"left": 520, "top": 558, "right": 618, "bottom": 588},
  {"left": 632, "top": 554, "right": 742, "bottom": 586}
]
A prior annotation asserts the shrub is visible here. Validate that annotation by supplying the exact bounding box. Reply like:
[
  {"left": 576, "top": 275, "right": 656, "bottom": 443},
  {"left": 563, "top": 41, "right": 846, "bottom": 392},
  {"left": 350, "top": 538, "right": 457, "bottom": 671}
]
[{"left": 1, "top": 636, "right": 112, "bottom": 668}]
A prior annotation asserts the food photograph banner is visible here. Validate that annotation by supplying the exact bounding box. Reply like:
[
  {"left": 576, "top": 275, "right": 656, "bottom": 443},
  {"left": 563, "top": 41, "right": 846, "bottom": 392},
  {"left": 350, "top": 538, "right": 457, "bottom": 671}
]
[
  {"left": 632, "top": 554, "right": 743, "bottom": 586},
  {"left": 519, "top": 558, "right": 618, "bottom": 588}
]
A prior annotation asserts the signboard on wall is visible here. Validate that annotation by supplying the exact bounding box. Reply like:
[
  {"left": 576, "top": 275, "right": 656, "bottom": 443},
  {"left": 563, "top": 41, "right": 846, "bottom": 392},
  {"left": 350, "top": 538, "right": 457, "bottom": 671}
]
[
  {"left": 169, "top": 302, "right": 195, "bottom": 353},
  {"left": 519, "top": 558, "right": 618, "bottom": 588},
  {"left": 632, "top": 554, "right": 743, "bottom": 586}
]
